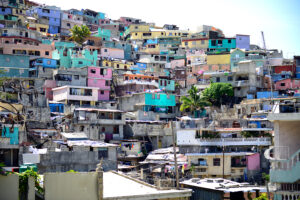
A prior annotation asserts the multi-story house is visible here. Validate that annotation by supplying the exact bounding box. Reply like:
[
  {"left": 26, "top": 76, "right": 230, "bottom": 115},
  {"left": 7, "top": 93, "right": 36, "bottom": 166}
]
[
  {"left": 52, "top": 49, "right": 97, "bottom": 68},
  {"left": 0, "top": 54, "right": 30, "bottom": 77},
  {"left": 52, "top": 85, "right": 99, "bottom": 107},
  {"left": 27, "top": 5, "right": 61, "bottom": 34},
  {"left": 87, "top": 66, "right": 112, "bottom": 101},
  {"left": 0, "top": 35, "right": 54, "bottom": 58},
  {"left": 176, "top": 118, "right": 272, "bottom": 181},
  {"left": 60, "top": 11, "right": 85, "bottom": 36},
  {"left": 114, "top": 73, "right": 159, "bottom": 97},
  {"left": 235, "top": 34, "right": 250, "bottom": 50},
  {"left": 208, "top": 38, "right": 236, "bottom": 53},
  {"left": 72, "top": 107, "right": 125, "bottom": 141},
  {"left": 118, "top": 92, "right": 177, "bottom": 121},
  {"left": 265, "top": 100, "right": 300, "bottom": 200},
  {"left": 0, "top": 6, "right": 18, "bottom": 27}
]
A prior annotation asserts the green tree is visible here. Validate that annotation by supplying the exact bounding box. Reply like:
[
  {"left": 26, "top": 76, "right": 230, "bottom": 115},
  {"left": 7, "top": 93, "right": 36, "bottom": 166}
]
[
  {"left": 202, "top": 82, "right": 234, "bottom": 107},
  {"left": 69, "top": 25, "right": 91, "bottom": 46},
  {"left": 180, "top": 85, "right": 211, "bottom": 115}
]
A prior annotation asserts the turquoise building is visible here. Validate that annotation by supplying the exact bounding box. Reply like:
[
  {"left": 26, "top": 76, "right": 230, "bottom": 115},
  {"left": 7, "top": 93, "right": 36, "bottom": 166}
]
[
  {"left": 52, "top": 49, "right": 97, "bottom": 68},
  {"left": 230, "top": 49, "right": 246, "bottom": 70},
  {"left": 0, "top": 54, "right": 30, "bottom": 78},
  {"left": 159, "top": 79, "right": 175, "bottom": 91},
  {"left": 208, "top": 38, "right": 236, "bottom": 53},
  {"left": 93, "top": 28, "right": 111, "bottom": 41},
  {"left": 144, "top": 93, "right": 176, "bottom": 113}
]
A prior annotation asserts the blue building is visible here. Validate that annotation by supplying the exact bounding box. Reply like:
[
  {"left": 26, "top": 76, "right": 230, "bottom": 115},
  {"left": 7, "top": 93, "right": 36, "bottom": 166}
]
[
  {"left": 27, "top": 6, "right": 61, "bottom": 34},
  {"left": 0, "top": 7, "right": 12, "bottom": 15},
  {"left": 131, "top": 62, "right": 147, "bottom": 74},
  {"left": 0, "top": 54, "right": 30, "bottom": 77}
]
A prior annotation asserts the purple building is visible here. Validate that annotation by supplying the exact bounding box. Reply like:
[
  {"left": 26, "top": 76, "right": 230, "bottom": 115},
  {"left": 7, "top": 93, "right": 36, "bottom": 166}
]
[{"left": 236, "top": 34, "right": 250, "bottom": 51}]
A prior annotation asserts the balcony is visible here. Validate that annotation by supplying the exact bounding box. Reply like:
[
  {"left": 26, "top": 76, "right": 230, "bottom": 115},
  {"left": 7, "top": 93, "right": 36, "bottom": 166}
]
[
  {"left": 266, "top": 147, "right": 300, "bottom": 183},
  {"left": 232, "top": 80, "right": 249, "bottom": 87},
  {"left": 178, "top": 136, "right": 271, "bottom": 146}
]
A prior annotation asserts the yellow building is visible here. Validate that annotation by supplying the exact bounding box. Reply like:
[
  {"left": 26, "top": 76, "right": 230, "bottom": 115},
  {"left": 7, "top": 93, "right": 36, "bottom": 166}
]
[
  {"left": 181, "top": 38, "right": 208, "bottom": 49},
  {"left": 102, "top": 60, "right": 134, "bottom": 70},
  {"left": 125, "top": 24, "right": 150, "bottom": 34},
  {"left": 207, "top": 53, "right": 230, "bottom": 65},
  {"left": 188, "top": 153, "right": 247, "bottom": 180}
]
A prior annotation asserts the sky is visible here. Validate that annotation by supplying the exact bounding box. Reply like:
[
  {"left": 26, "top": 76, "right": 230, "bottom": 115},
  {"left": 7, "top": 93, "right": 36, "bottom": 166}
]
[{"left": 35, "top": 0, "right": 300, "bottom": 58}]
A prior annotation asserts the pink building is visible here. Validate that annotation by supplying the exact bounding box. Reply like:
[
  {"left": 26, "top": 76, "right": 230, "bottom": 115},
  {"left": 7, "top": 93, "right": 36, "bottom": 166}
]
[
  {"left": 0, "top": 36, "right": 54, "bottom": 58},
  {"left": 170, "top": 59, "right": 185, "bottom": 69},
  {"left": 52, "top": 85, "right": 99, "bottom": 106},
  {"left": 275, "top": 78, "right": 300, "bottom": 90},
  {"left": 43, "top": 80, "right": 57, "bottom": 100},
  {"left": 87, "top": 66, "right": 112, "bottom": 101},
  {"left": 100, "top": 47, "right": 124, "bottom": 59}
]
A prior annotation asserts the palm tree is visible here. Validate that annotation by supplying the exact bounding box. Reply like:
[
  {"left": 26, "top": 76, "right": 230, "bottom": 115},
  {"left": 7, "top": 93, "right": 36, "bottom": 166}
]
[
  {"left": 69, "top": 25, "right": 91, "bottom": 47},
  {"left": 180, "top": 85, "right": 211, "bottom": 116}
]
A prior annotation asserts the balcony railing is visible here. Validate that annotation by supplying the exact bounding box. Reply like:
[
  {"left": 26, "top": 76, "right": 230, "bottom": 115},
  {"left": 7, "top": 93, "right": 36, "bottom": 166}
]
[
  {"left": 266, "top": 147, "right": 300, "bottom": 183},
  {"left": 195, "top": 137, "right": 271, "bottom": 146},
  {"left": 232, "top": 80, "right": 249, "bottom": 87}
]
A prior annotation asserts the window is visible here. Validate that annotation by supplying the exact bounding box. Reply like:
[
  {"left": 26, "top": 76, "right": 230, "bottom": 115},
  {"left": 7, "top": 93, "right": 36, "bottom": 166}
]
[
  {"left": 74, "top": 75, "right": 79, "bottom": 80},
  {"left": 98, "top": 148, "right": 108, "bottom": 159},
  {"left": 91, "top": 69, "right": 96, "bottom": 74},
  {"left": 218, "top": 40, "right": 222, "bottom": 45},
  {"left": 135, "top": 33, "right": 137, "bottom": 36},
  {"left": 227, "top": 76, "right": 233, "bottom": 81},
  {"left": 45, "top": 51, "right": 49, "bottom": 56},
  {"left": 157, "top": 93, "right": 160, "bottom": 99},
  {"left": 211, "top": 40, "right": 216, "bottom": 46},
  {"left": 105, "top": 80, "right": 110, "bottom": 86},
  {"left": 100, "top": 90, "right": 104, "bottom": 95},
  {"left": 78, "top": 61, "right": 83, "bottom": 64},
  {"left": 161, "top": 32, "right": 164, "bottom": 35},
  {"left": 80, "top": 126, "right": 84, "bottom": 131},
  {"left": 113, "top": 126, "right": 119, "bottom": 134},
  {"left": 201, "top": 40, "right": 205, "bottom": 44},
  {"left": 216, "top": 77, "right": 220, "bottom": 82},
  {"left": 198, "top": 158, "right": 207, "bottom": 166},
  {"left": 67, "top": 23, "right": 70, "bottom": 27},
  {"left": 280, "top": 83, "right": 285, "bottom": 86},
  {"left": 213, "top": 158, "right": 221, "bottom": 166},
  {"left": 104, "top": 49, "right": 108, "bottom": 52},
  {"left": 185, "top": 42, "right": 188, "bottom": 46},
  {"left": 228, "top": 39, "right": 232, "bottom": 44},
  {"left": 143, "top": 33, "right": 152, "bottom": 36}
]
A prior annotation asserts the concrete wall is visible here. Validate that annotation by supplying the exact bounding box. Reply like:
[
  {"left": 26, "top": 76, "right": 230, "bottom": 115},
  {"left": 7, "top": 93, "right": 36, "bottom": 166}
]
[
  {"left": 275, "top": 121, "right": 300, "bottom": 158},
  {"left": 38, "top": 150, "right": 117, "bottom": 173},
  {"left": 0, "top": 174, "right": 19, "bottom": 200},
  {"left": 207, "top": 54, "right": 230, "bottom": 65},
  {"left": 44, "top": 172, "right": 98, "bottom": 200}
]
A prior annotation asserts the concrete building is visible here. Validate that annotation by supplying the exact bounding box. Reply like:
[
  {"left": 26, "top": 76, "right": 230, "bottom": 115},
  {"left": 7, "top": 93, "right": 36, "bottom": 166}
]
[
  {"left": 52, "top": 85, "right": 99, "bottom": 106},
  {"left": 265, "top": 100, "right": 300, "bottom": 200},
  {"left": 0, "top": 54, "right": 30, "bottom": 78},
  {"left": 72, "top": 107, "right": 125, "bottom": 141},
  {"left": 60, "top": 11, "right": 85, "bottom": 36},
  {"left": 236, "top": 34, "right": 250, "bottom": 51},
  {"left": 27, "top": 5, "right": 61, "bottom": 34}
]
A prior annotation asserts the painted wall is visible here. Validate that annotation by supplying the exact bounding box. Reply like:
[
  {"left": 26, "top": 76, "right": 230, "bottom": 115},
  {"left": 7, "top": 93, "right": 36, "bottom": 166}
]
[
  {"left": 145, "top": 93, "right": 176, "bottom": 106},
  {"left": 247, "top": 153, "right": 260, "bottom": 171},
  {"left": 208, "top": 38, "right": 236, "bottom": 52},
  {"left": 236, "top": 35, "right": 250, "bottom": 50},
  {"left": 207, "top": 54, "right": 230, "bottom": 65},
  {"left": 53, "top": 86, "right": 98, "bottom": 102},
  {"left": 159, "top": 79, "right": 175, "bottom": 91},
  {"left": 275, "top": 79, "right": 300, "bottom": 90},
  {"left": 274, "top": 65, "right": 295, "bottom": 74},
  {"left": 230, "top": 49, "right": 246, "bottom": 70},
  {"left": 2, "top": 126, "right": 19, "bottom": 145},
  {"left": 0, "top": 54, "right": 29, "bottom": 77},
  {"left": 44, "top": 172, "right": 98, "bottom": 200},
  {"left": 181, "top": 38, "right": 208, "bottom": 49},
  {"left": 0, "top": 7, "right": 12, "bottom": 15},
  {"left": 33, "top": 58, "right": 58, "bottom": 68},
  {"left": 0, "top": 174, "right": 19, "bottom": 200},
  {"left": 131, "top": 62, "right": 147, "bottom": 74},
  {"left": 100, "top": 48, "right": 124, "bottom": 59},
  {"left": 170, "top": 59, "right": 185, "bottom": 69}
]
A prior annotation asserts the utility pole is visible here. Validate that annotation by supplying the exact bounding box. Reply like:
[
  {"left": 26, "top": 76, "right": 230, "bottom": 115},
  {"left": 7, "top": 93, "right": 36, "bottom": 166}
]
[
  {"left": 222, "top": 145, "right": 225, "bottom": 179},
  {"left": 171, "top": 120, "right": 179, "bottom": 189}
]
